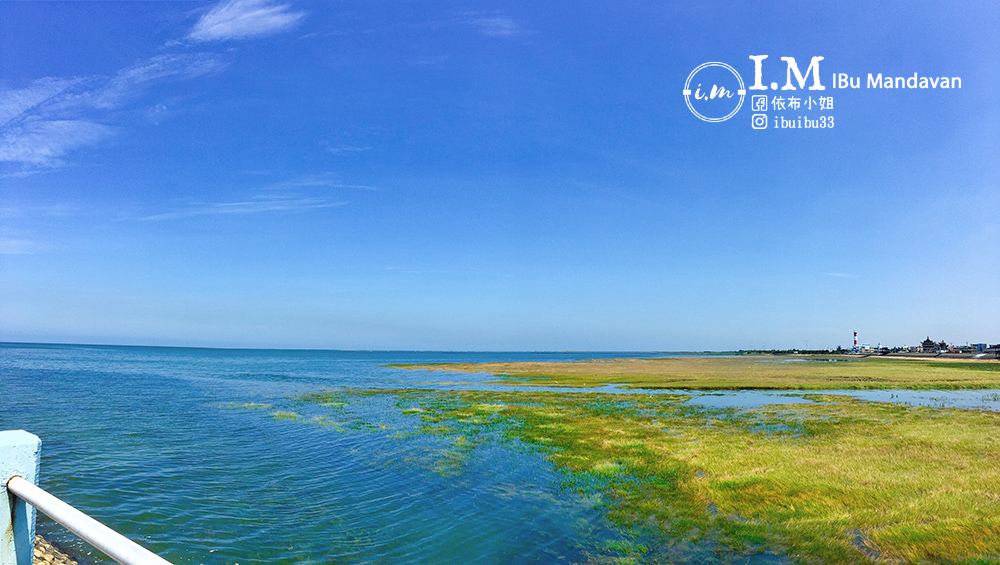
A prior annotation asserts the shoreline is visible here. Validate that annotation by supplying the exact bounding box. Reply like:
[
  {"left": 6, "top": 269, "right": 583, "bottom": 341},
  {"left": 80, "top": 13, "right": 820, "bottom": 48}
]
[
  {"left": 34, "top": 535, "right": 78, "bottom": 565},
  {"left": 728, "top": 351, "right": 998, "bottom": 360}
]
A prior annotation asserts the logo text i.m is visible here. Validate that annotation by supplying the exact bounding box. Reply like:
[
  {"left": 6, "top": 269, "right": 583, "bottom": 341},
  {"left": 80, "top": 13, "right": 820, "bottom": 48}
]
[
  {"left": 748, "top": 55, "right": 825, "bottom": 91},
  {"left": 682, "top": 62, "right": 747, "bottom": 122},
  {"left": 683, "top": 56, "right": 825, "bottom": 123}
]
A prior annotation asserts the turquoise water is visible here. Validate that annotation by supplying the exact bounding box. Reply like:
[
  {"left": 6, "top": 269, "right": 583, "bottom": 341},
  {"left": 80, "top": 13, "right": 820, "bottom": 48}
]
[
  {"left": 4, "top": 343, "right": 997, "bottom": 564},
  {"left": 0, "top": 343, "right": 683, "bottom": 565}
]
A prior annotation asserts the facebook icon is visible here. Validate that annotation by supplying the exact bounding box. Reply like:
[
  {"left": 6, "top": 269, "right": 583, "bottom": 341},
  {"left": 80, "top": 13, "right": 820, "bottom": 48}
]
[{"left": 751, "top": 95, "right": 768, "bottom": 112}]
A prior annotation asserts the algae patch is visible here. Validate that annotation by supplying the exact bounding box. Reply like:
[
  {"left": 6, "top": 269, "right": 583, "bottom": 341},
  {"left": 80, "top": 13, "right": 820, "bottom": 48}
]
[
  {"left": 225, "top": 402, "right": 273, "bottom": 410},
  {"left": 321, "top": 388, "right": 1000, "bottom": 564}
]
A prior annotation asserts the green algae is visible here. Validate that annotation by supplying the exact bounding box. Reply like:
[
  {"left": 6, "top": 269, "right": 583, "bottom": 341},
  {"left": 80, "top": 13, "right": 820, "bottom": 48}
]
[
  {"left": 307, "top": 388, "right": 1000, "bottom": 564},
  {"left": 225, "top": 402, "right": 273, "bottom": 410},
  {"left": 287, "top": 374, "right": 1000, "bottom": 564}
]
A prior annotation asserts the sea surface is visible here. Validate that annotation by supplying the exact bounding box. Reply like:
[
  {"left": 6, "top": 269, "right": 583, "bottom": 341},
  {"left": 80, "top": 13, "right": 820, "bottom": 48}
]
[
  {"left": 0, "top": 344, "right": 681, "bottom": 565},
  {"left": 2, "top": 343, "right": 998, "bottom": 564}
]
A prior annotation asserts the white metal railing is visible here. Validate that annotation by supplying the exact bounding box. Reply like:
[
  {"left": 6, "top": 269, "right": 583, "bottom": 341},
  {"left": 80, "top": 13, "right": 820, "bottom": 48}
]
[{"left": 1, "top": 430, "right": 173, "bottom": 565}]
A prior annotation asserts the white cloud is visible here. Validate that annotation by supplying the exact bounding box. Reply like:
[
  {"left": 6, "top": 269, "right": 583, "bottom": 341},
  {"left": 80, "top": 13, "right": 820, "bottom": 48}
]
[
  {"left": 88, "top": 54, "right": 224, "bottom": 109},
  {"left": 0, "top": 77, "right": 83, "bottom": 126},
  {"left": 188, "top": 0, "right": 305, "bottom": 42},
  {"left": 0, "top": 119, "right": 114, "bottom": 166},
  {"left": 325, "top": 145, "right": 373, "bottom": 155},
  {"left": 0, "top": 54, "right": 223, "bottom": 168},
  {"left": 141, "top": 194, "right": 346, "bottom": 220},
  {"left": 0, "top": 238, "right": 50, "bottom": 255},
  {"left": 0, "top": 203, "right": 75, "bottom": 219},
  {"left": 278, "top": 172, "right": 377, "bottom": 190},
  {"left": 470, "top": 17, "right": 524, "bottom": 38}
]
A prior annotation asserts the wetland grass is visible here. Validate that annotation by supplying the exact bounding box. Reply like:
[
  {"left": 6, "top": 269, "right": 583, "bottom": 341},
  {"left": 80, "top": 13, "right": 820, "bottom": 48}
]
[
  {"left": 395, "top": 355, "right": 1000, "bottom": 390},
  {"left": 299, "top": 386, "right": 1000, "bottom": 564},
  {"left": 429, "top": 391, "right": 999, "bottom": 563},
  {"left": 296, "top": 357, "right": 1000, "bottom": 564}
]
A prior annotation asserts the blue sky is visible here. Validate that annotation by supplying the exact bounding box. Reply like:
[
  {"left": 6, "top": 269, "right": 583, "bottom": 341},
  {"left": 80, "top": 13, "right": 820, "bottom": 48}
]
[{"left": 1, "top": 0, "right": 997, "bottom": 350}]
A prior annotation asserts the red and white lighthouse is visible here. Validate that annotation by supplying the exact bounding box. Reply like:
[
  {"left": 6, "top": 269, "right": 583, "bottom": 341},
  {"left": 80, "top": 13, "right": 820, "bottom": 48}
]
[{"left": 854, "top": 331, "right": 858, "bottom": 348}]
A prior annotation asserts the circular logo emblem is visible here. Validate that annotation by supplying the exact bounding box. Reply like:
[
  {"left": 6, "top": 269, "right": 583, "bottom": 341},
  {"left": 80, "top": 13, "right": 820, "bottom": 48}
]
[{"left": 683, "top": 62, "right": 746, "bottom": 122}]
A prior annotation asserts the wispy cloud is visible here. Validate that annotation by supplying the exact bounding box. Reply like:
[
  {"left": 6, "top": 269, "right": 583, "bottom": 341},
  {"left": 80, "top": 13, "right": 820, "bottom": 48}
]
[
  {"left": 276, "top": 172, "right": 377, "bottom": 190},
  {"left": 88, "top": 54, "right": 223, "bottom": 109},
  {"left": 0, "top": 54, "right": 224, "bottom": 169},
  {"left": 188, "top": 0, "right": 305, "bottom": 42},
  {"left": 0, "top": 120, "right": 114, "bottom": 166},
  {"left": 468, "top": 16, "right": 526, "bottom": 38},
  {"left": 0, "top": 203, "right": 75, "bottom": 219},
  {"left": 325, "top": 145, "right": 373, "bottom": 155},
  {"left": 405, "top": 54, "right": 450, "bottom": 68},
  {"left": 0, "top": 77, "right": 83, "bottom": 127},
  {"left": 141, "top": 194, "right": 346, "bottom": 220},
  {"left": 0, "top": 238, "right": 51, "bottom": 255}
]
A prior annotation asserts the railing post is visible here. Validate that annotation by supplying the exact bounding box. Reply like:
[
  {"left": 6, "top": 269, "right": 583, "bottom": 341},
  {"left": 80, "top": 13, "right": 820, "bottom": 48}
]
[{"left": 1, "top": 430, "right": 41, "bottom": 565}]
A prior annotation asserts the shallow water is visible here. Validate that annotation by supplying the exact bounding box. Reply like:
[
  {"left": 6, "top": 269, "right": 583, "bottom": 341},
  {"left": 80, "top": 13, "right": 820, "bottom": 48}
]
[
  {"left": 1, "top": 343, "right": 995, "bottom": 564},
  {"left": 0, "top": 344, "right": 720, "bottom": 564},
  {"left": 806, "top": 388, "right": 1000, "bottom": 412},
  {"left": 681, "top": 388, "right": 1000, "bottom": 411}
]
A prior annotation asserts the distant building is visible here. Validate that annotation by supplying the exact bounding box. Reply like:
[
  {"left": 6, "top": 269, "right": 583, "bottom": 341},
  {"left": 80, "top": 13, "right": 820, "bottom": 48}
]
[{"left": 921, "top": 337, "right": 936, "bottom": 353}]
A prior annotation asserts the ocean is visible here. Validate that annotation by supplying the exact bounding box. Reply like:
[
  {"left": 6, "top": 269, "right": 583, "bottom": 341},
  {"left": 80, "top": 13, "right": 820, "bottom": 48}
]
[{"left": 1, "top": 343, "right": 670, "bottom": 564}]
